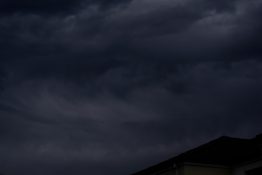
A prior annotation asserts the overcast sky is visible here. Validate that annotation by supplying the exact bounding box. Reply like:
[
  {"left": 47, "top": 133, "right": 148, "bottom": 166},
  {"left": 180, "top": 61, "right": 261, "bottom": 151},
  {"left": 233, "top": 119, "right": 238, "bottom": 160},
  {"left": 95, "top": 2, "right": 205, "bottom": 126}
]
[{"left": 0, "top": 0, "right": 262, "bottom": 174}]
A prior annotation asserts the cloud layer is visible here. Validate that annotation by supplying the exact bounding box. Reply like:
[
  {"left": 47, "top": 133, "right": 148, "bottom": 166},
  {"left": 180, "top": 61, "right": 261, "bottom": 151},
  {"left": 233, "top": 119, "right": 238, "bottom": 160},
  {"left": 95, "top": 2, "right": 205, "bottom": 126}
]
[{"left": 0, "top": 0, "right": 262, "bottom": 174}]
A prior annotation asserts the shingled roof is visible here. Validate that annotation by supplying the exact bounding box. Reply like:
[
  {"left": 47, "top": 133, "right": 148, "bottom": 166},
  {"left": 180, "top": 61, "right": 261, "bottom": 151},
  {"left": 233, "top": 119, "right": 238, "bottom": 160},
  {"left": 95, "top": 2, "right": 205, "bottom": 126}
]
[{"left": 132, "top": 134, "right": 262, "bottom": 175}]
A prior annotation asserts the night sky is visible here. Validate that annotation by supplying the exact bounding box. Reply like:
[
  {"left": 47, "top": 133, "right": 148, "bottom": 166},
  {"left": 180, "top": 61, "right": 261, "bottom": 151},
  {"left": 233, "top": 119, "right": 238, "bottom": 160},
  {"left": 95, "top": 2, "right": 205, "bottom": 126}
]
[{"left": 0, "top": 0, "right": 262, "bottom": 175}]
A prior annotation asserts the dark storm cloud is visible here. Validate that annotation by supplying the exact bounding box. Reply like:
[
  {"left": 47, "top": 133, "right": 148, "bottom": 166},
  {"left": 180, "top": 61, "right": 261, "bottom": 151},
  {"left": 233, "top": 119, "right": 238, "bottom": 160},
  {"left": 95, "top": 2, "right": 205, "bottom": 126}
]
[
  {"left": 0, "top": 0, "right": 132, "bottom": 15},
  {"left": 1, "top": 0, "right": 262, "bottom": 175},
  {"left": 1, "top": 0, "right": 260, "bottom": 68}
]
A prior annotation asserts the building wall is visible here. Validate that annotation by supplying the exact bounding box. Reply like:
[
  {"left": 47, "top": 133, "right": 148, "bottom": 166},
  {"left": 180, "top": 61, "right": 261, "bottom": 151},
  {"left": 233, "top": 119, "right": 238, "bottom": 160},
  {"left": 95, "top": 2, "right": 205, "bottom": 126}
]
[
  {"left": 158, "top": 168, "right": 177, "bottom": 175},
  {"left": 138, "top": 161, "right": 262, "bottom": 175},
  {"left": 180, "top": 163, "right": 231, "bottom": 175},
  {"left": 233, "top": 160, "right": 262, "bottom": 175},
  {"left": 154, "top": 163, "right": 232, "bottom": 175}
]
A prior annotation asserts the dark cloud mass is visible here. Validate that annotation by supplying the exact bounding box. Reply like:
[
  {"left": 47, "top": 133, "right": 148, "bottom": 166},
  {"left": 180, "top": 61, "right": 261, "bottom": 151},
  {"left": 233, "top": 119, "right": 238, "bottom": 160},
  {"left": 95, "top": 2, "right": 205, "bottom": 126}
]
[
  {"left": 0, "top": 0, "right": 262, "bottom": 175},
  {"left": 0, "top": 0, "right": 131, "bottom": 14}
]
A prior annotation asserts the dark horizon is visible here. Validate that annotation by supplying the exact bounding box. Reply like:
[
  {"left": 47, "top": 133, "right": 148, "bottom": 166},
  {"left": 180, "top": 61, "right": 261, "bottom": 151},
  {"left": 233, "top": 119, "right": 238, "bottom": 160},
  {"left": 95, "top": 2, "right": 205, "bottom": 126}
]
[{"left": 1, "top": 0, "right": 262, "bottom": 175}]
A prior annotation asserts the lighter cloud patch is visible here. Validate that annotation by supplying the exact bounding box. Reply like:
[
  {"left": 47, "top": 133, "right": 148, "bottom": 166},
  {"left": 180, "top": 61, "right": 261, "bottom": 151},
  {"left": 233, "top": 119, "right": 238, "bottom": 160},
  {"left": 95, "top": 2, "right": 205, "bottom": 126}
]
[
  {"left": 0, "top": 80, "right": 163, "bottom": 125},
  {"left": 109, "top": 0, "right": 188, "bottom": 20}
]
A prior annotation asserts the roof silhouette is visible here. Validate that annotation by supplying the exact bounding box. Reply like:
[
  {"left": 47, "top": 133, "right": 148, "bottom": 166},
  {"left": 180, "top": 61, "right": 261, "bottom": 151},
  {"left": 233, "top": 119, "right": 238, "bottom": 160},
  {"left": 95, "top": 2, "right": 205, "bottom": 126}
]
[{"left": 132, "top": 135, "right": 262, "bottom": 175}]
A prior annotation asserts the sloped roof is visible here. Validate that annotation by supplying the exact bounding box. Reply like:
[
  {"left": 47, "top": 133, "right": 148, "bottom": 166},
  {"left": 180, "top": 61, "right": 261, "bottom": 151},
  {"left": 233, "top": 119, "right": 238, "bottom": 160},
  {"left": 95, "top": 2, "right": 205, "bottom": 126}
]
[{"left": 132, "top": 135, "right": 261, "bottom": 175}]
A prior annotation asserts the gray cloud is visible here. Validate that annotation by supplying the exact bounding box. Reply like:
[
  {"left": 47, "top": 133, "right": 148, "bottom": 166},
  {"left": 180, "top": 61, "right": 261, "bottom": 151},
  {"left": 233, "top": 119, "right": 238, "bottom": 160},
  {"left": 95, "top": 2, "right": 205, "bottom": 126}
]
[{"left": 1, "top": 60, "right": 262, "bottom": 174}]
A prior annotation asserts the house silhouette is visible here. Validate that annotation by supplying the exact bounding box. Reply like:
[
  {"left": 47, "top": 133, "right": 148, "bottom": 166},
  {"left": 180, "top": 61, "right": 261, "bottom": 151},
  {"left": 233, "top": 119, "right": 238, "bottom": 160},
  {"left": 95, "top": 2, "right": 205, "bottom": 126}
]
[{"left": 131, "top": 134, "right": 262, "bottom": 175}]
